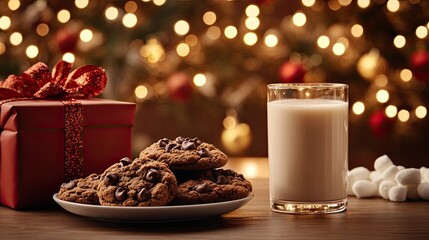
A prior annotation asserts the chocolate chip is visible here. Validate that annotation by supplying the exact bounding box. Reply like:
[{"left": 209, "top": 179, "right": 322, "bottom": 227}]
[
  {"left": 64, "top": 180, "right": 76, "bottom": 190},
  {"left": 216, "top": 175, "right": 229, "bottom": 185},
  {"left": 104, "top": 173, "right": 119, "bottom": 186},
  {"left": 115, "top": 187, "right": 127, "bottom": 201},
  {"left": 137, "top": 188, "right": 151, "bottom": 202},
  {"left": 197, "top": 148, "right": 209, "bottom": 157},
  {"left": 165, "top": 143, "right": 180, "bottom": 152},
  {"left": 191, "top": 137, "right": 202, "bottom": 146},
  {"left": 157, "top": 138, "right": 170, "bottom": 148},
  {"left": 175, "top": 136, "right": 185, "bottom": 144},
  {"left": 145, "top": 168, "right": 161, "bottom": 183},
  {"left": 119, "top": 157, "right": 132, "bottom": 167},
  {"left": 193, "top": 182, "right": 210, "bottom": 193},
  {"left": 182, "top": 141, "right": 196, "bottom": 150}
]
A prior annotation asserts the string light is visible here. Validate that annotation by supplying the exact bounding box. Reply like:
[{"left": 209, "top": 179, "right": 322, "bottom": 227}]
[
  {"left": 207, "top": 26, "right": 221, "bottom": 40},
  {"left": 193, "top": 73, "right": 207, "bottom": 87},
  {"left": 140, "top": 38, "right": 166, "bottom": 63},
  {"left": 105, "top": 6, "right": 119, "bottom": 20},
  {"left": 351, "top": 24, "right": 364, "bottom": 37},
  {"left": 174, "top": 20, "right": 190, "bottom": 36},
  {"left": 400, "top": 69, "right": 412, "bottom": 82},
  {"left": 26, "top": 45, "right": 39, "bottom": 59},
  {"left": 36, "top": 23, "right": 49, "bottom": 36},
  {"left": 301, "top": 0, "right": 316, "bottom": 7},
  {"left": 292, "top": 12, "right": 306, "bottom": 27},
  {"left": 57, "top": 10, "right": 71, "bottom": 23},
  {"left": 243, "top": 32, "right": 258, "bottom": 46},
  {"left": 398, "top": 109, "right": 410, "bottom": 122},
  {"left": 203, "top": 11, "right": 216, "bottom": 25},
  {"left": 416, "top": 26, "right": 428, "bottom": 39},
  {"left": 185, "top": 34, "right": 198, "bottom": 46},
  {"left": 0, "top": 43, "right": 5, "bottom": 55},
  {"left": 153, "top": 0, "right": 166, "bottom": 6},
  {"left": 385, "top": 105, "right": 398, "bottom": 118},
  {"left": 386, "top": 0, "right": 400, "bottom": 12},
  {"left": 79, "top": 29, "right": 93, "bottom": 42},
  {"left": 135, "top": 85, "right": 148, "bottom": 99},
  {"left": 357, "top": 0, "right": 370, "bottom": 9},
  {"left": 375, "top": 75, "right": 388, "bottom": 87},
  {"left": 0, "top": 16, "right": 11, "bottom": 30},
  {"left": 62, "top": 53, "right": 75, "bottom": 63},
  {"left": 415, "top": 106, "right": 427, "bottom": 119},
  {"left": 10, "top": 32, "right": 23, "bottom": 46},
  {"left": 223, "top": 116, "right": 237, "bottom": 129},
  {"left": 352, "top": 101, "right": 365, "bottom": 115},
  {"left": 122, "top": 13, "right": 138, "bottom": 28},
  {"left": 245, "top": 5, "right": 260, "bottom": 17},
  {"left": 224, "top": 26, "right": 238, "bottom": 39},
  {"left": 125, "top": 1, "right": 138, "bottom": 13},
  {"left": 176, "top": 42, "right": 190, "bottom": 57},
  {"left": 245, "top": 17, "right": 260, "bottom": 30},
  {"left": 332, "top": 42, "right": 346, "bottom": 56},
  {"left": 376, "top": 89, "right": 389, "bottom": 103},
  {"left": 8, "top": 0, "right": 20, "bottom": 11},
  {"left": 264, "top": 34, "right": 278, "bottom": 47},
  {"left": 75, "top": 0, "right": 89, "bottom": 9},
  {"left": 393, "top": 35, "right": 406, "bottom": 48},
  {"left": 317, "top": 35, "right": 330, "bottom": 48},
  {"left": 339, "top": 0, "right": 352, "bottom": 6}
]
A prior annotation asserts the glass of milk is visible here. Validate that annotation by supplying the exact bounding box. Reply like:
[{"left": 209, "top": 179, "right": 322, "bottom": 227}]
[{"left": 267, "top": 83, "right": 348, "bottom": 214}]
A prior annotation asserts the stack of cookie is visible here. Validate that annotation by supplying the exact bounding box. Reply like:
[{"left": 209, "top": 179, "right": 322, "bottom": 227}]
[{"left": 57, "top": 137, "right": 253, "bottom": 206}]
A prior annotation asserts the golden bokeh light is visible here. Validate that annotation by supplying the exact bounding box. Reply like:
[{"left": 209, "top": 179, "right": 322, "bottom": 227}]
[
  {"left": 207, "top": 26, "right": 221, "bottom": 40},
  {"left": 245, "top": 17, "right": 260, "bottom": 30},
  {"left": 36, "top": 23, "right": 49, "bottom": 36},
  {"left": 243, "top": 32, "right": 258, "bottom": 46},
  {"left": 352, "top": 101, "right": 365, "bottom": 115},
  {"left": 393, "top": 35, "right": 406, "bottom": 48},
  {"left": 193, "top": 73, "right": 207, "bottom": 87},
  {"left": 174, "top": 20, "right": 190, "bottom": 36},
  {"left": 264, "top": 34, "right": 278, "bottom": 47},
  {"left": 135, "top": 85, "right": 148, "bottom": 99},
  {"left": 125, "top": 1, "right": 138, "bottom": 13},
  {"left": 203, "top": 11, "right": 216, "bottom": 25},
  {"left": 57, "top": 10, "right": 71, "bottom": 23},
  {"left": 105, "top": 6, "right": 119, "bottom": 20},
  {"left": 385, "top": 105, "right": 398, "bottom": 118},
  {"left": 8, "top": 0, "right": 20, "bottom": 11},
  {"left": 376, "top": 89, "right": 389, "bottom": 103},
  {"left": 122, "top": 13, "right": 138, "bottom": 28},
  {"left": 292, "top": 12, "right": 306, "bottom": 27},
  {"left": 26, "top": 45, "right": 39, "bottom": 59},
  {"left": 62, "top": 52, "right": 75, "bottom": 63},
  {"left": 397, "top": 109, "right": 410, "bottom": 122},
  {"left": 10, "top": 32, "right": 23, "bottom": 46},
  {"left": 80, "top": 29, "right": 93, "bottom": 42},
  {"left": 0, "top": 16, "right": 12, "bottom": 30},
  {"left": 317, "top": 35, "right": 330, "bottom": 48},
  {"left": 351, "top": 24, "right": 364, "bottom": 37},
  {"left": 415, "top": 106, "right": 427, "bottom": 119},
  {"left": 400, "top": 69, "right": 412, "bottom": 82},
  {"left": 176, "top": 42, "right": 190, "bottom": 57},
  {"left": 224, "top": 26, "right": 238, "bottom": 39},
  {"left": 245, "top": 5, "right": 260, "bottom": 17}
]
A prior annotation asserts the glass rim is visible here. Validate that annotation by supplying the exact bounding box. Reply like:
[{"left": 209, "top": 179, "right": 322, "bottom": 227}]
[{"left": 267, "top": 83, "right": 348, "bottom": 89}]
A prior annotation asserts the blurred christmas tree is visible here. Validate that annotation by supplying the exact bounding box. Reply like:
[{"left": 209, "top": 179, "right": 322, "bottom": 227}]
[{"left": 0, "top": 0, "right": 428, "bottom": 167}]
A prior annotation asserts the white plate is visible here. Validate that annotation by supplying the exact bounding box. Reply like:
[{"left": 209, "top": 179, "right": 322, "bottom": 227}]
[{"left": 53, "top": 193, "right": 254, "bottom": 222}]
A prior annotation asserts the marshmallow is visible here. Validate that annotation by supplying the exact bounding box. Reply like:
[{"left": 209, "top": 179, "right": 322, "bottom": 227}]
[
  {"left": 397, "top": 166, "right": 405, "bottom": 171},
  {"left": 347, "top": 167, "right": 370, "bottom": 195},
  {"left": 379, "top": 181, "right": 396, "bottom": 200},
  {"left": 370, "top": 171, "right": 382, "bottom": 181},
  {"left": 395, "top": 168, "right": 421, "bottom": 186},
  {"left": 374, "top": 155, "right": 394, "bottom": 173},
  {"left": 381, "top": 165, "right": 399, "bottom": 182},
  {"left": 406, "top": 185, "right": 420, "bottom": 200},
  {"left": 389, "top": 186, "right": 407, "bottom": 202},
  {"left": 353, "top": 180, "right": 378, "bottom": 198},
  {"left": 421, "top": 168, "right": 429, "bottom": 183},
  {"left": 417, "top": 182, "right": 429, "bottom": 200}
]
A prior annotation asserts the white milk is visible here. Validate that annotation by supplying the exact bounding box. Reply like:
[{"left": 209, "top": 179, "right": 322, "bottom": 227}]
[{"left": 267, "top": 99, "right": 348, "bottom": 202}]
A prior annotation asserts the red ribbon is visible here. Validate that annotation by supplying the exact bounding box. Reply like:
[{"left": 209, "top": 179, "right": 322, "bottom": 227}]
[
  {"left": 0, "top": 60, "right": 107, "bottom": 181},
  {"left": 0, "top": 60, "right": 107, "bottom": 100}
]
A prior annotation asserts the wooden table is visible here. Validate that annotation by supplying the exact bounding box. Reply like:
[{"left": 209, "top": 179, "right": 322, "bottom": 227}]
[{"left": 1, "top": 158, "right": 428, "bottom": 239}]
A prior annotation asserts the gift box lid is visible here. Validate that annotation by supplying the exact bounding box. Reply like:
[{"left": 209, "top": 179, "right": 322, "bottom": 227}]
[{"left": 1, "top": 99, "right": 135, "bottom": 131}]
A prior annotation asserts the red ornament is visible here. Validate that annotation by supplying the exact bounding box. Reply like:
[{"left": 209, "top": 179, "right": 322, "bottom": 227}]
[
  {"left": 54, "top": 28, "right": 78, "bottom": 53},
  {"left": 167, "top": 72, "right": 193, "bottom": 101},
  {"left": 409, "top": 50, "right": 429, "bottom": 82},
  {"left": 369, "top": 110, "right": 394, "bottom": 137},
  {"left": 278, "top": 61, "right": 306, "bottom": 83}
]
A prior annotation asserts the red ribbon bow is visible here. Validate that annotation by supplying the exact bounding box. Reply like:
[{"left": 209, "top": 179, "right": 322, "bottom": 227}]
[{"left": 0, "top": 60, "right": 107, "bottom": 100}]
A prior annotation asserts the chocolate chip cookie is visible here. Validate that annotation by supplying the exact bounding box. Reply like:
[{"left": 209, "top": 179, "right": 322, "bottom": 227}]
[
  {"left": 57, "top": 173, "right": 100, "bottom": 205},
  {"left": 139, "top": 137, "right": 228, "bottom": 171},
  {"left": 96, "top": 157, "right": 177, "bottom": 206},
  {"left": 172, "top": 169, "right": 253, "bottom": 205}
]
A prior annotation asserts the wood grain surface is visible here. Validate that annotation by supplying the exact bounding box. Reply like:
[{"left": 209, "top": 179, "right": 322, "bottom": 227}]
[{"left": 1, "top": 158, "right": 428, "bottom": 239}]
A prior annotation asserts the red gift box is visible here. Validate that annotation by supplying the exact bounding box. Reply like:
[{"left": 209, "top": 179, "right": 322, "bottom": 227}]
[{"left": 0, "top": 99, "right": 135, "bottom": 209}]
